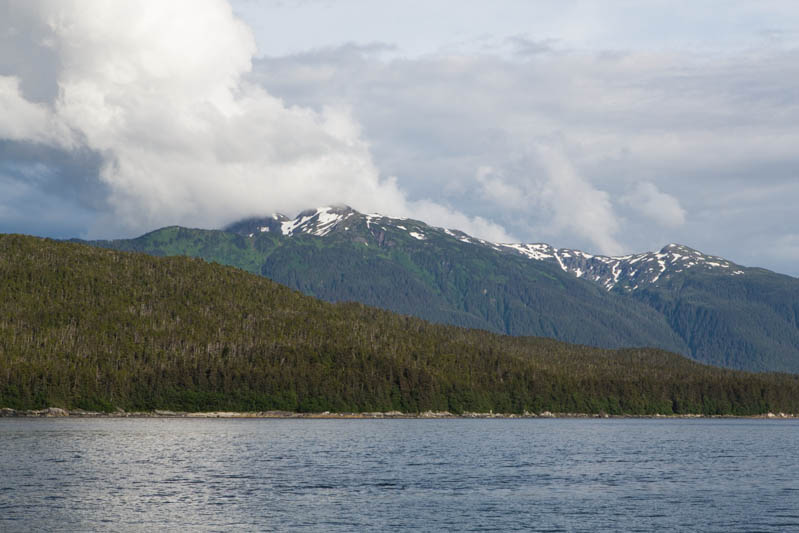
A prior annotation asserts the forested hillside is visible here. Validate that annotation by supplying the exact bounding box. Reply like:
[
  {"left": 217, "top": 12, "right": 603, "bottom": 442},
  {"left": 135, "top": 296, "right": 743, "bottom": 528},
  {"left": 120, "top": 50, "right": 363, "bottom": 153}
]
[
  {"left": 629, "top": 269, "right": 799, "bottom": 371},
  {"left": 3, "top": 234, "right": 798, "bottom": 415},
  {"left": 88, "top": 223, "right": 689, "bottom": 355},
  {"left": 82, "top": 206, "right": 799, "bottom": 373}
]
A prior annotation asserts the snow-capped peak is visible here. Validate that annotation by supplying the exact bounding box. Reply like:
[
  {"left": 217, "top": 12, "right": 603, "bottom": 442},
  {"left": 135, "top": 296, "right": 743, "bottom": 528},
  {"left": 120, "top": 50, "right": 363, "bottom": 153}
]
[
  {"left": 226, "top": 207, "right": 746, "bottom": 292},
  {"left": 497, "top": 241, "right": 746, "bottom": 290},
  {"left": 226, "top": 206, "right": 357, "bottom": 238},
  {"left": 279, "top": 205, "right": 356, "bottom": 237}
]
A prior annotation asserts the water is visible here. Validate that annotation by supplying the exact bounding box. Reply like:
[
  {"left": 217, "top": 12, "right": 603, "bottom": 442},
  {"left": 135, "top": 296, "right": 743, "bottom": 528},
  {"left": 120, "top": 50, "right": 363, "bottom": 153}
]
[{"left": 1, "top": 418, "right": 797, "bottom": 532}]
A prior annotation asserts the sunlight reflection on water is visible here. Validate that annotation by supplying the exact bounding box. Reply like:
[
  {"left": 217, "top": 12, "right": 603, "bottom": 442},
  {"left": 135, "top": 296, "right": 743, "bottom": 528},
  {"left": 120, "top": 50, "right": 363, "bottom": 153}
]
[{"left": 1, "top": 418, "right": 798, "bottom": 532}]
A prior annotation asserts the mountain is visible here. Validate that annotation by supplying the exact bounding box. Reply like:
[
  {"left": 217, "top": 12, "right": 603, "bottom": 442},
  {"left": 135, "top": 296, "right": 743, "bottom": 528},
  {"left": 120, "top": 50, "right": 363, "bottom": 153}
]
[
  {"left": 498, "top": 242, "right": 745, "bottom": 291},
  {"left": 87, "top": 206, "right": 690, "bottom": 355},
  {"left": 3, "top": 233, "right": 799, "bottom": 415},
  {"left": 83, "top": 205, "right": 799, "bottom": 373},
  {"left": 499, "top": 241, "right": 799, "bottom": 371}
]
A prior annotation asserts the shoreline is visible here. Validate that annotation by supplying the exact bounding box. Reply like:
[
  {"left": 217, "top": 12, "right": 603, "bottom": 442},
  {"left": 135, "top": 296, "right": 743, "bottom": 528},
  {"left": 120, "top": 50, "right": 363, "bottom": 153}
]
[{"left": 1, "top": 407, "right": 796, "bottom": 420}]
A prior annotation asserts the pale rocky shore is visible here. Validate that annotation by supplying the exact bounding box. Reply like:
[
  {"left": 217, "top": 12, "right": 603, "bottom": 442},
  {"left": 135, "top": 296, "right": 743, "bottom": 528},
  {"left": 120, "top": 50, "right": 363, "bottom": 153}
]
[{"left": 0, "top": 407, "right": 795, "bottom": 419}]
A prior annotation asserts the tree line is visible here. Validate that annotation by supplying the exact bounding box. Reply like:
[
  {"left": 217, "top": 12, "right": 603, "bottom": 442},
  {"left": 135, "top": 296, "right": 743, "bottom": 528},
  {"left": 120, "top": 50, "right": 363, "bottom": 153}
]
[{"left": 2, "top": 234, "right": 798, "bottom": 414}]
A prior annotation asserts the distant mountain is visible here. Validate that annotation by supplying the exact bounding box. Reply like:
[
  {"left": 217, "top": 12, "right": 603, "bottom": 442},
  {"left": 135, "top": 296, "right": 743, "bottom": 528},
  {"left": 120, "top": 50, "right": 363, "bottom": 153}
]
[
  {"left": 5, "top": 233, "right": 799, "bottom": 415},
  {"left": 496, "top": 239, "right": 799, "bottom": 371},
  {"left": 83, "top": 205, "right": 799, "bottom": 373},
  {"left": 497, "top": 242, "right": 745, "bottom": 291},
  {"left": 87, "top": 206, "right": 689, "bottom": 356}
]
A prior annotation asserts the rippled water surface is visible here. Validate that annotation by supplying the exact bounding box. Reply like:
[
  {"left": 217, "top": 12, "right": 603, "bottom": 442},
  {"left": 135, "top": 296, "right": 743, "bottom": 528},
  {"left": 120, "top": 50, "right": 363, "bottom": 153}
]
[{"left": 1, "top": 418, "right": 797, "bottom": 532}]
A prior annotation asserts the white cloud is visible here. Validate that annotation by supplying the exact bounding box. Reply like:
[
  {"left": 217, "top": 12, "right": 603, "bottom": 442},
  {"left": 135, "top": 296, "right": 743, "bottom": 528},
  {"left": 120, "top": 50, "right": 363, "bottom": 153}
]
[
  {"left": 536, "top": 145, "right": 623, "bottom": 255},
  {"left": 4, "top": 1, "right": 799, "bottom": 276},
  {"left": 0, "top": 76, "right": 70, "bottom": 146},
  {"left": 249, "top": 40, "right": 799, "bottom": 274},
  {"left": 0, "top": 0, "right": 503, "bottom": 241},
  {"left": 475, "top": 166, "right": 530, "bottom": 211},
  {"left": 620, "top": 181, "right": 686, "bottom": 228},
  {"left": 474, "top": 157, "right": 623, "bottom": 254},
  {"left": 230, "top": 0, "right": 799, "bottom": 58},
  {"left": 403, "top": 197, "right": 513, "bottom": 243}
]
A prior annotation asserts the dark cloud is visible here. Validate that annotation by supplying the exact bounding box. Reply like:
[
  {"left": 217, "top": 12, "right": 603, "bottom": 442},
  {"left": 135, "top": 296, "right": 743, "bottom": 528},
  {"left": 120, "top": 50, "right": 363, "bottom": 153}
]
[
  {"left": 0, "top": 141, "right": 110, "bottom": 238},
  {"left": 0, "top": 174, "right": 100, "bottom": 239},
  {"left": 506, "top": 35, "right": 558, "bottom": 58},
  {"left": 0, "top": 141, "right": 108, "bottom": 209}
]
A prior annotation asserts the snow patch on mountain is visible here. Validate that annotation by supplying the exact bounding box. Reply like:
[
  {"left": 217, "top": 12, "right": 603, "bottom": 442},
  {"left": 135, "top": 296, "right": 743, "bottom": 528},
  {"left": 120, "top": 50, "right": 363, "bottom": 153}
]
[
  {"left": 278, "top": 206, "right": 354, "bottom": 237},
  {"left": 497, "top": 241, "right": 745, "bottom": 290},
  {"left": 499, "top": 243, "right": 556, "bottom": 261},
  {"left": 226, "top": 206, "right": 747, "bottom": 292}
]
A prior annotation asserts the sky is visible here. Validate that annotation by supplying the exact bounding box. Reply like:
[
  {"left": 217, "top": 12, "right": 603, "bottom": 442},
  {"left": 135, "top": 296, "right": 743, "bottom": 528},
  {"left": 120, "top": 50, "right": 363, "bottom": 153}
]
[{"left": 1, "top": 1, "right": 798, "bottom": 276}]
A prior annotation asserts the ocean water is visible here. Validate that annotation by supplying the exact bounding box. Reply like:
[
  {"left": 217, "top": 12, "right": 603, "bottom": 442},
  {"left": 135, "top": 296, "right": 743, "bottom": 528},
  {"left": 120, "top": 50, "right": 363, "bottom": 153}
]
[{"left": 0, "top": 418, "right": 797, "bottom": 532}]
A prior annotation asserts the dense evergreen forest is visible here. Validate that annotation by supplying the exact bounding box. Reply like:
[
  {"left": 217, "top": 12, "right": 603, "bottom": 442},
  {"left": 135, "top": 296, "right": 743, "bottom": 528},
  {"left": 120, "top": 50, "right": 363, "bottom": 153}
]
[
  {"left": 85, "top": 211, "right": 799, "bottom": 374},
  {"left": 88, "top": 223, "right": 691, "bottom": 357},
  {"left": 2, "top": 234, "right": 798, "bottom": 415}
]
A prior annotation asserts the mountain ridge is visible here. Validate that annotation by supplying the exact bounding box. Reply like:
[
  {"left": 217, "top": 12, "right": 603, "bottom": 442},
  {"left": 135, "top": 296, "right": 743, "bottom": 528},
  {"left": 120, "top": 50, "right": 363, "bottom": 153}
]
[
  {"left": 225, "top": 205, "right": 761, "bottom": 291},
  {"left": 80, "top": 205, "right": 799, "bottom": 373}
]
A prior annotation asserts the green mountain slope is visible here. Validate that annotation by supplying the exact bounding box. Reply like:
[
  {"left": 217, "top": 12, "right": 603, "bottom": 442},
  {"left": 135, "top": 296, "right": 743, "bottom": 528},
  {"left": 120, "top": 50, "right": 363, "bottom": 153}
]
[
  {"left": 87, "top": 223, "right": 689, "bottom": 356},
  {"left": 2, "top": 233, "right": 798, "bottom": 415},
  {"left": 80, "top": 206, "right": 799, "bottom": 373},
  {"left": 630, "top": 269, "right": 799, "bottom": 371},
  {"left": 505, "top": 241, "right": 799, "bottom": 373}
]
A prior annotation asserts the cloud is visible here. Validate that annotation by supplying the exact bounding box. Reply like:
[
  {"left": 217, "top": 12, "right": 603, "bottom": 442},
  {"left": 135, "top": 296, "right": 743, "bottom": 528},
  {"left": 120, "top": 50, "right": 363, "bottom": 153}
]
[
  {"left": 0, "top": 77, "right": 70, "bottom": 146},
  {"left": 0, "top": 0, "right": 504, "bottom": 241},
  {"left": 768, "top": 234, "right": 799, "bottom": 265},
  {"left": 475, "top": 166, "right": 530, "bottom": 211},
  {"left": 620, "top": 181, "right": 686, "bottom": 228},
  {"left": 536, "top": 145, "right": 623, "bottom": 255},
  {"left": 506, "top": 35, "right": 557, "bottom": 58},
  {"left": 4, "top": 1, "right": 799, "bottom": 276},
  {"left": 475, "top": 155, "right": 623, "bottom": 255},
  {"left": 403, "top": 197, "right": 513, "bottom": 243},
  {"left": 0, "top": 170, "right": 98, "bottom": 238},
  {"left": 249, "top": 41, "right": 799, "bottom": 274}
]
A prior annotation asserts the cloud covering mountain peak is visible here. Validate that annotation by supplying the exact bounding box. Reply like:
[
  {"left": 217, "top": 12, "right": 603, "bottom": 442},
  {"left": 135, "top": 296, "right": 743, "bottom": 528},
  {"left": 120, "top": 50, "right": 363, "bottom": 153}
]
[{"left": 0, "top": 0, "right": 510, "bottom": 242}]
